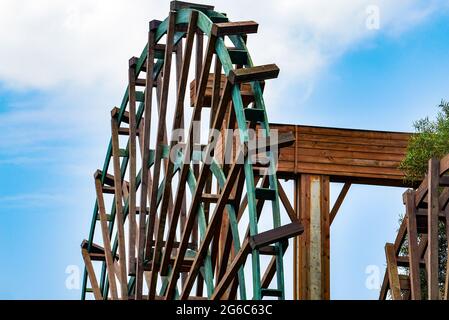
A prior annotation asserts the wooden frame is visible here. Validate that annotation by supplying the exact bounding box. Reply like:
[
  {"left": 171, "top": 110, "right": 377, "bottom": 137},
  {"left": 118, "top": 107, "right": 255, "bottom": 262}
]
[{"left": 81, "top": 1, "right": 301, "bottom": 301}]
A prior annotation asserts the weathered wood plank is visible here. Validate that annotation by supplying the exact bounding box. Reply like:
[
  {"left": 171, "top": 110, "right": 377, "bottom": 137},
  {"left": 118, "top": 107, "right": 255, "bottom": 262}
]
[
  {"left": 385, "top": 243, "right": 402, "bottom": 300},
  {"left": 428, "top": 158, "right": 440, "bottom": 299}
]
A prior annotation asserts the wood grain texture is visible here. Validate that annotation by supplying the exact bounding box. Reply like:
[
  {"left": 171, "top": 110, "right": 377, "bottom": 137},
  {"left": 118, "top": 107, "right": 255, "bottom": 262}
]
[{"left": 385, "top": 243, "right": 402, "bottom": 300}]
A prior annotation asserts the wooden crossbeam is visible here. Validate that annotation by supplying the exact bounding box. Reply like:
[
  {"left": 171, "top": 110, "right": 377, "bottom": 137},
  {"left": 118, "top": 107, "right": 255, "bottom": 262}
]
[
  {"left": 159, "top": 21, "right": 220, "bottom": 279},
  {"left": 396, "top": 256, "right": 426, "bottom": 267},
  {"left": 211, "top": 239, "right": 251, "bottom": 300},
  {"left": 81, "top": 240, "right": 119, "bottom": 261},
  {"left": 414, "top": 154, "right": 449, "bottom": 206},
  {"left": 428, "top": 158, "right": 440, "bottom": 299},
  {"left": 228, "top": 64, "right": 279, "bottom": 84},
  {"left": 94, "top": 169, "right": 116, "bottom": 187},
  {"left": 154, "top": 13, "right": 197, "bottom": 279},
  {"left": 214, "top": 165, "right": 247, "bottom": 293},
  {"left": 379, "top": 213, "right": 430, "bottom": 299}
]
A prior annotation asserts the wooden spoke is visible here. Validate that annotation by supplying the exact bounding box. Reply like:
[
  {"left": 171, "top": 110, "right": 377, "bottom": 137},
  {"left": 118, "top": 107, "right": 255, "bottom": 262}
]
[{"left": 385, "top": 243, "right": 402, "bottom": 300}]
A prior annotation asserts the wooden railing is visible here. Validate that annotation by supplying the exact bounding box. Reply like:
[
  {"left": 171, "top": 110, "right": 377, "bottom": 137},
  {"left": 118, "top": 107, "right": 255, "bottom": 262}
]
[{"left": 380, "top": 154, "right": 449, "bottom": 300}]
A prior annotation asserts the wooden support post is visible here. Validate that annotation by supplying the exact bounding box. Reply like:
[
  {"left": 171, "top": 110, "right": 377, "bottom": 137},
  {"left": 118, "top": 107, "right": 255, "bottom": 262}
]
[
  {"left": 163, "top": 30, "right": 222, "bottom": 298},
  {"left": 404, "top": 190, "right": 421, "bottom": 300},
  {"left": 146, "top": 10, "right": 176, "bottom": 300},
  {"left": 329, "top": 182, "right": 350, "bottom": 225},
  {"left": 428, "top": 158, "right": 440, "bottom": 300},
  {"left": 294, "top": 174, "right": 330, "bottom": 300}
]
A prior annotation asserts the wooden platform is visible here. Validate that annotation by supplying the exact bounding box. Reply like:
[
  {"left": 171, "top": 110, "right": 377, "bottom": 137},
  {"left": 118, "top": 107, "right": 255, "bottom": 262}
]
[{"left": 272, "top": 123, "right": 411, "bottom": 187}]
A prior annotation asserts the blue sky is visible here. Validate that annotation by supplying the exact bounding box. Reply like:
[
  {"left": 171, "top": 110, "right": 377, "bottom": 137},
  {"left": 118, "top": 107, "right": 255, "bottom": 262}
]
[{"left": 0, "top": 1, "right": 448, "bottom": 300}]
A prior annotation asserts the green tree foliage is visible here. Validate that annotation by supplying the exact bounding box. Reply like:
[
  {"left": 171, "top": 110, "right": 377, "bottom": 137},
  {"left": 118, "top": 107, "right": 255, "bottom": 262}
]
[
  {"left": 399, "top": 101, "right": 449, "bottom": 182},
  {"left": 398, "top": 100, "right": 449, "bottom": 298}
]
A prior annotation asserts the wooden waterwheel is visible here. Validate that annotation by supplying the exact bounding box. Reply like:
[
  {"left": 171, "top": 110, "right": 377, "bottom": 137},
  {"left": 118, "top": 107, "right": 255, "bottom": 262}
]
[{"left": 81, "top": 1, "right": 303, "bottom": 300}]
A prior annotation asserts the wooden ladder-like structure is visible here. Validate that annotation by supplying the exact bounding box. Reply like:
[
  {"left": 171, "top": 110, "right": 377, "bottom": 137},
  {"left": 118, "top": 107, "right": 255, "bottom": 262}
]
[
  {"left": 380, "top": 155, "right": 449, "bottom": 300},
  {"left": 80, "top": 1, "right": 303, "bottom": 300}
]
